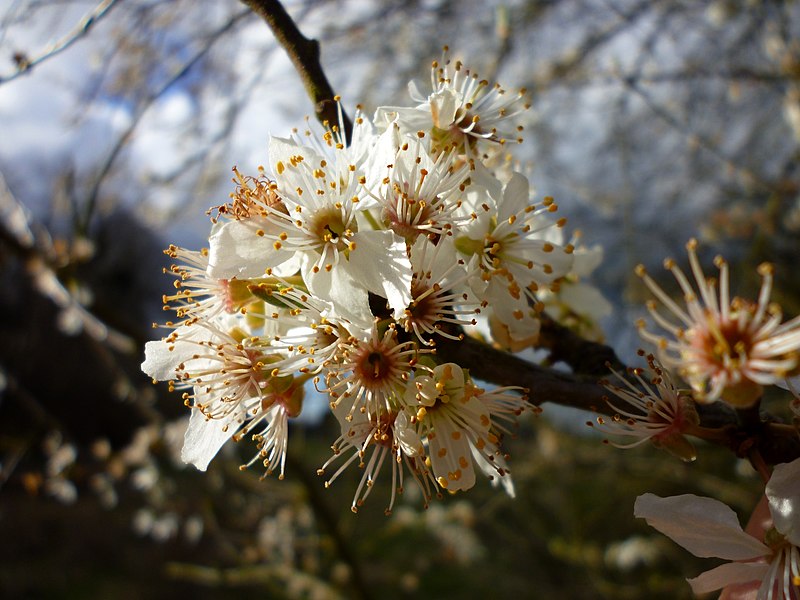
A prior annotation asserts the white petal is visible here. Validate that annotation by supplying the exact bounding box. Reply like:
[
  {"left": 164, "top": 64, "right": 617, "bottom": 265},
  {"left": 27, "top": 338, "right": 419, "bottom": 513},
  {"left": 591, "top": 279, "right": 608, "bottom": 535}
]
[
  {"left": 634, "top": 494, "right": 769, "bottom": 560},
  {"left": 270, "top": 252, "right": 301, "bottom": 277},
  {"left": 301, "top": 253, "right": 373, "bottom": 330},
  {"left": 268, "top": 136, "right": 318, "bottom": 187},
  {"left": 514, "top": 239, "right": 574, "bottom": 285},
  {"left": 428, "top": 421, "right": 476, "bottom": 493},
  {"left": 429, "top": 88, "right": 459, "bottom": 127},
  {"left": 141, "top": 337, "right": 195, "bottom": 381},
  {"left": 559, "top": 282, "right": 613, "bottom": 319},
  {"left": 570, "top": 244, "right": 604, "bottom": 278},
  {"left": 766, "top": 457, "right": 800, "bottom": 545},
  {"left": 421, "top": 235, "right": 456, "bottom": 283},
  {"left": 368, "top": 124, "right": 401, "bottom": 176},
  {"left": 467, "top": 160, "right": 504, "bottom": 202},
  {"left": 432, "top": 362, "right": 466, "bottom": 390},
  {"left": 407, "top": 79, "right": 426, "bottom": 103},
  {"left": 395, "top": 411, "right": 425, "bottom": 457},
  {"left": 181, "top": 408, "right": 236, "bottom": 471},
  {"left": 687, "top": 561, "right": 769, "bottom": 594},
  {"left": 207, "top": 218, "right": 289, "bottom": 279},
  {"left": 483, "top": 277, "right": 541, "bottom": 340},
  {"left": 498, "top": 172, "right": 529, "bottom": 222},
  {"left": 373, "top": 105, "right": 433, "bottom": 133},
  {"left": 331, "top": 397, "right": 372, "bottom": 441},
  {"left": 347, "top": 230, "right": 413, "bottom": 318}
]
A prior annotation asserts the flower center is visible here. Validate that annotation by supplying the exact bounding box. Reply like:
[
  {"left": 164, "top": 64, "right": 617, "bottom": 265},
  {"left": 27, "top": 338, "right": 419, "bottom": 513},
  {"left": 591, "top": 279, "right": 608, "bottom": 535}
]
[
  {"left": 382, "top": 190, "right": 435, "bottom": 240},
  {"left": 405, "top": 279, "right": 438, "bottom": 328},
  {"left": 692, "top": 310, "right": 754, "bottom": 368},
  {"left": 430, "top": 117, "right": 480, "bottom": 156},
  {"left": 260, "top": 374, "right": 305, "bottom": 418},
  {"left": 355, "top": 348, "right": 395, "bottom": 391},
  {"left": 310, "top": 208, "right": 354, "bottom": 253}
]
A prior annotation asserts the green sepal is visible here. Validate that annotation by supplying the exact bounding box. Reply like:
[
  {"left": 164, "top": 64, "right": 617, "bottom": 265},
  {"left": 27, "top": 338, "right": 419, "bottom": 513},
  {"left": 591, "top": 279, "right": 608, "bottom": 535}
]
[{"left": 652, "top": 430, "right": 697, "bottom": 463}]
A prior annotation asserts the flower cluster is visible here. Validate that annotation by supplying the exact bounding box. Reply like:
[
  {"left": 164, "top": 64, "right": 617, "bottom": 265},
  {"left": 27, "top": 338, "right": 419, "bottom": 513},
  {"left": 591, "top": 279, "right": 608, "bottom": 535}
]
[
  {"left": 590, "top": 241, "right": 800, "bottom": 463},
  {"left": 141, "top": 50, "right": 579, "bottom": 512}
]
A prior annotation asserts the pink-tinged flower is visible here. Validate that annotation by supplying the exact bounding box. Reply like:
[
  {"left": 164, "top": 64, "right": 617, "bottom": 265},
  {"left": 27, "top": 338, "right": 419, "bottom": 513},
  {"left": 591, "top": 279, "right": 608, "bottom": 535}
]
[
  {"left": 324, "top": 321, "right": 421, "bottom": 420},
  {"left": 141, "top": 320, "right": 302, "bottom": 476},
  {"left": 635, "top": 457, "right": 800, "bottom": 599},
  {"left": 588, "top": 354, "right": 699, "bottom": 461},
  {"left": 159, "top": 244, "right": 311, "bottom": 331},
  {"left": 637, "top": 239, "right": 800, "bottom": 407},
  {"left": 401, "top": 235, "right": 481, "bottom": 344},
  {"left": 159, "top": 246, "right": 239, "bottom": 326},
  {"left": 235, "top": 371, "right": 307, "bottom": 480}
]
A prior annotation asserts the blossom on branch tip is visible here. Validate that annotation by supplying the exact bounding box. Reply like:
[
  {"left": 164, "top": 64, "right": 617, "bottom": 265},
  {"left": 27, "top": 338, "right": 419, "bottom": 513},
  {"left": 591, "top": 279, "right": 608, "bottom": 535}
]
[
  {"left": 637, "top": 239, "right": 800, "bottom": 407},
  {"left": 141, "top": 49, "right": 593, "bottom": 512}
]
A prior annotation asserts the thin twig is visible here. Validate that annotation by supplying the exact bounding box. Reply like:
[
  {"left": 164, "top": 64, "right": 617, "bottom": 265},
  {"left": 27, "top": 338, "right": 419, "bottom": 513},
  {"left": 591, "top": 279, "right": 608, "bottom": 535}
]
[
  {"left": 0, "top": 0, "right": 120, "bottom": 85},
  {"left": 239, "top": 0, "right": 352, "bottom": 140}
]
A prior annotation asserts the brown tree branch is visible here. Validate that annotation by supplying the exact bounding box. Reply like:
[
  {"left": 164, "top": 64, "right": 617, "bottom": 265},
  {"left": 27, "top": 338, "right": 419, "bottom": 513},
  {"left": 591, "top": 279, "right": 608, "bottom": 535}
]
[
  {"left": 537, "top": 312, "right": 626, "bottom": 376},
  {"left": 436, "top": 333, "right": 800, "bottom": 465},
  {"left": 240, "top": 0, "right": 353, "bottom": 141},
  {"left": 435, "top": 334, "right": 611, "bottom": 411}
]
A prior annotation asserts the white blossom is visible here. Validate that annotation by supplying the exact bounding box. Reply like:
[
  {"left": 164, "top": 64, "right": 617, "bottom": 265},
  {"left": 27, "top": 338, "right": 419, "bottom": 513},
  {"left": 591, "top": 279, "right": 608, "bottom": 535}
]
[
  {"left": 637, "top": 238, "right": 800, "bottom": 407},
  {"left": 635, "top": 457, "right": 800, "bottom": 599}
]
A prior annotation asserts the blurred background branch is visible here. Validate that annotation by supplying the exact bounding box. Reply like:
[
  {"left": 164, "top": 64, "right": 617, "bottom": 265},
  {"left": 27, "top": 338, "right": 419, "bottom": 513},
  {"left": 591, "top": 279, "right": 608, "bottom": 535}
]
[{"left": 0, "top": 0, "right": 120, "bottom": 85}]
